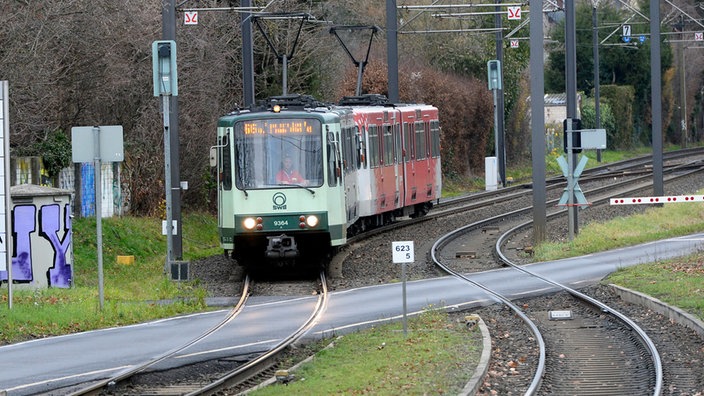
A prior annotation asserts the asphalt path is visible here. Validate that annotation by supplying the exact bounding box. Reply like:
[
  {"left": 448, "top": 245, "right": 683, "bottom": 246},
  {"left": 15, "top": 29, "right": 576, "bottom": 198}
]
[{"left": 2, "top": 233, "right": 703, "bottom": 395}]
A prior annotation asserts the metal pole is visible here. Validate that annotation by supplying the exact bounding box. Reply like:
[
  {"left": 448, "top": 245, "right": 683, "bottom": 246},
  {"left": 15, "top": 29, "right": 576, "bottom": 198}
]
[
  {"left": 2, "top": 81, "right": 12, "bottom": 309},
  {"left": 565, "top": 0, "right": 579, "bottom": 235},
  {"left": 530, "top": 0, "right": 546, "bottom": 244},
  {"left": 386, "top": 0, "right": 399, "bottom": 102},
  {"left": 495, "top": 0, "right": 506, "bottom": 186},
  {"left": 162, "top": 0, "right": 182, "bottom": 260},
  {"left": 402, "top": 262, "right": 408, "bottom": 337},
  {"left": 282, "top": 54, "right": 288, "bottom": 96},
  {"left": 493, "top": 88, "right": 500, "bottom": 186},
  {"left": 242, "top": 0, "right": 256, "bottom": 107},
  {"left": 163, "top": 97, "right": 174, "bottom": 274},
  {"left": 566, "top": 119, "right": 575, "bottom": 241},
  {"left": 593, "top": 4, "right": 602, "bottom": 162},
  {"left": 93, "top": 126, "right": 104, "bottom": 310},
  {"left": 680, "top": 31, "right": 687, "bottom": 147},
  {"left": 651, "top": 0, "right": 664, "bottom": 197}
]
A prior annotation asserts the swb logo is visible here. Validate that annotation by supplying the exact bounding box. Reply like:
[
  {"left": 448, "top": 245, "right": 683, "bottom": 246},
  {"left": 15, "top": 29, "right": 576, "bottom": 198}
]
[{"left": 272, "top": 192, "right": 287, "bottom": 210}]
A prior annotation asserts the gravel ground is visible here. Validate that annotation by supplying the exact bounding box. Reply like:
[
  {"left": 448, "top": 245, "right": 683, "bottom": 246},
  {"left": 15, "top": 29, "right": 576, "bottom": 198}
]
[{"left": 189, "top": 170, "right": 704, "bottom": 394}]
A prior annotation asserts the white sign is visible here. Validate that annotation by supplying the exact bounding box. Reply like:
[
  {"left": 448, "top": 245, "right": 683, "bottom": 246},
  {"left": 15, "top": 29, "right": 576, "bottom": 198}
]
[
  {"left": 162, "top": 220, "right": 178, "bottom": 235},
  {"left": 392, "top": 241, "right": 414, "bottom": 263},
  {"left": 510, "top": 39, "right": 519, "bottom": 49},
  {"left": 507, "top": 6, "right": 521, "bottom": 20},
  {"left": 185, "top": 11, "right": 198, "bottom": 25},
  {"left": 623, "top": 24, "right": 631, "bottom": 38},
  {"left": 695, "top": 32, "right": 703, "bottom": 41},
  {"left": 71, "top": 126, "right": 124, "bottom": 163}
]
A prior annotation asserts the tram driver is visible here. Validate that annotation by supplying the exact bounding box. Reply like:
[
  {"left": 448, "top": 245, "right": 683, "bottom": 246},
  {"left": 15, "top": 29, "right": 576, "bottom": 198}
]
[{"left": 276, "top": 155, "right": 307, "bottom": 185}]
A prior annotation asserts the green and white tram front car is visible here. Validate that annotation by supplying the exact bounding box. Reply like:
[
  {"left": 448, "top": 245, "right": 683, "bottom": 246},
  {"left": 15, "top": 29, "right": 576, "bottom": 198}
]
[{"left": 215, "top": 106, "right": 347, "bottom": 265}]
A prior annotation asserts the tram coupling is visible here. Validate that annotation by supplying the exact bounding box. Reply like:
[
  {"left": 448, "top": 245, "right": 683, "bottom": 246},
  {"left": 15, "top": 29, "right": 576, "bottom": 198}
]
[{"left": 265, "top": 234, "right": 299, "bottom": 258}]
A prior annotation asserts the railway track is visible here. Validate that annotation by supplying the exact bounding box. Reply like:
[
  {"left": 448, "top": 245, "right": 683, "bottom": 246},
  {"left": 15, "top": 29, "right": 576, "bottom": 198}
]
[
  {"left": 47, "top": 150, "right": 703, "bottom": 395},
  {"left": 422, "top": 160, "right": 704, "bottom": 394},
  {"left": 430, "top": 202, "right": 672, "bottom": 393},
  {"left": 62, "top": 271, "right": 328, "bottom": 395}
]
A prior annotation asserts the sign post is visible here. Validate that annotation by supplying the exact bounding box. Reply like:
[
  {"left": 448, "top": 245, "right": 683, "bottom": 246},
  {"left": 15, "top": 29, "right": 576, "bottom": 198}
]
[
  {"left": 392, "top": 241, "right": 414, "bottom": 337},
  {"left": 558, "top": 121, "right": 606, "bottom": 240},
  {"left": 153, "top": 40, "right": 179, "bottom": 276},
  {"left": 1, "top": 81, "right": 12, "bottom": 309},
  {"left": 72, "top": 125, "right": 124, "bottom": 310}
]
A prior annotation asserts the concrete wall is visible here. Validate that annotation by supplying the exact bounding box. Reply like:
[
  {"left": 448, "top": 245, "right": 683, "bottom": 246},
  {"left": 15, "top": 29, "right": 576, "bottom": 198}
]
[{"left": 0, "top": 185, "right": 73, "bottom": 289}]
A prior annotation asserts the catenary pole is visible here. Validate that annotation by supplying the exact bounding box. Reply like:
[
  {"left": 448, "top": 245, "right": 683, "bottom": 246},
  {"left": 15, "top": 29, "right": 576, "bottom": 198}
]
[
  {"left": 651, "top": 0, "right": 663, "bottom": 196},
  {"left": 242, "top": 0, "right": 255, "bottom": 107},
  {"left": 386, "top": 0, "right": 399, "bottom": 102},
  {"left": 565, "top": 0, "right": 579, "bottom": 235},
  {"left": 593, "top": 2, "right": 602, "bottom": 162},
  {"left": 495, "top": 0, "right": 506, "bottom": 186},
  {"left": 530, "top": 0, "right": 546, "bottom": 244},
  {"left": 162, "top": 0, "right": 182, "bottom": 260}
]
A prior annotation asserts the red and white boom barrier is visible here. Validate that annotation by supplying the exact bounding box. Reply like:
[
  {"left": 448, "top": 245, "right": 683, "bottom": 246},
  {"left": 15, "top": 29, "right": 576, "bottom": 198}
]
[{"left": 610, "top": 195, "right": 704, "bottom": 205}]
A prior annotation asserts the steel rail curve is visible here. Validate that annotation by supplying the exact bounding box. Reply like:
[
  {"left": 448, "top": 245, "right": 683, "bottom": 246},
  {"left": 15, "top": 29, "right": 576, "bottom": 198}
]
[
  {"left": 428, "top": 165, "right": 704, "bottom": 395},
  {"left": 183, "top": 270, "right": 329, "bottom": 395},
  {"left": 67, "top": 274, "right": 251, "bottom": 396},
  {"left": 483, "top": 167, "right": 704, "bottom": 395},
  {"left": 493, "top": 208, "right": 668, "bottom": 395},
  {"left": 430, "top": 233, "right": 547, "bottom": 395}
]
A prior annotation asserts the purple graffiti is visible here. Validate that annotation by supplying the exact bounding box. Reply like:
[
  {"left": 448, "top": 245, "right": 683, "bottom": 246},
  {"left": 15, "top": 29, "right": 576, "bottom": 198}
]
[
  {"left": 40, "top": 204, "right": 73, "bottom": 288},
  {"left": 1, "top": 205, "right": 36, "bottom": 283},
  {"left": 0, "top": 203, "right": 73, "bottom": 288}
]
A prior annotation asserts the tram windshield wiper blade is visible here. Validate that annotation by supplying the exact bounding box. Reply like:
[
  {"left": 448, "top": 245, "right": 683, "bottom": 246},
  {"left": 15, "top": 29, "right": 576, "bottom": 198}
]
[{"left": 277, "top": 183, "right": 315, "bottom": 195}]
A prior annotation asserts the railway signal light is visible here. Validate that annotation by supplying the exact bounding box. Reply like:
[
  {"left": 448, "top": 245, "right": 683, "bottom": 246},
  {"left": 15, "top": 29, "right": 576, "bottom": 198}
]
[
  {"left": 563, "top": 118, "right": 582, "bottom": 153},
  {"left": 152, "top": 40, "right": 178, "bottom": 97},
  {"left": 487, "top": 60, "right": 502, "bottom": 91}
]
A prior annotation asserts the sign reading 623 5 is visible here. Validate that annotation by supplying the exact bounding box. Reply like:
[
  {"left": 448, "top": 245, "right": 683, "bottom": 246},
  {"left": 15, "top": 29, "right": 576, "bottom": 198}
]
[{"left": 391, "top": 241, "right": 414, "bottom": 264}]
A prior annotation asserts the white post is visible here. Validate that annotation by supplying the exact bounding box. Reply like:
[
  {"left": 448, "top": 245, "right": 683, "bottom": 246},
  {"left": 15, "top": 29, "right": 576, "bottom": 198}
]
[
  {"left": 485, "top": 157, "right": 498, "bottom": 191},
  {"left": 93, "top": 126, "right": 104, "bottom": 310}
]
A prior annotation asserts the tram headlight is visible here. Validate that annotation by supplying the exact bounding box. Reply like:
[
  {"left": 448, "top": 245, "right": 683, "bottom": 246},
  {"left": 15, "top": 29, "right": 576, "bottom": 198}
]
[
  {"left": 306, "top": 215, "right": 319, "bottom": 228},
  {"left": 243, "top": 217, "right": 257, "bottom": 230}
]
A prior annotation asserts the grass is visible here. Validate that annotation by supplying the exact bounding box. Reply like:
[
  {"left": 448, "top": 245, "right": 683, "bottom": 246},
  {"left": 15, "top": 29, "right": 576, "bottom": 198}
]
[
  {"left": 606, "top": 254, "right": 704, "bottom": 320},
  {"left": 533, "top": 197, "right": 704, "bottom": 261},
  {"left": 530, "top": 189, "right": 704, "bottom": 321},
  {"left": 250, "top": 308, "right": 483, "bottom": 396},
  {"left": 0, "top": 211, "right": 221, "bottom": 344},
  {"left": 1, "top": 147, "right": 703, "bottom": 393}
]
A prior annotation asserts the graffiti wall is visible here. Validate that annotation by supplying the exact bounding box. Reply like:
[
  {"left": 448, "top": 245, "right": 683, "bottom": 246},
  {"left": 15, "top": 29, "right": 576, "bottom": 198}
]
[{"left": 0, "top": 185, "right": 73, "bottom": 289}]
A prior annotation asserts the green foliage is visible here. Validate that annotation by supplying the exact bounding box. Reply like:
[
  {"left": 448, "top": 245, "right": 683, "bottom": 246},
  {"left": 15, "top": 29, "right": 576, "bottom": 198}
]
[
  {"left": 544, "top": 1, "right": 673, "bottom": 143},
  {"left": 580, "top": 97, "right": 616, "bottom": 144},
  {"left": 600, "top": 85, "right": 635, "bottom": 149},
  {"left": 14, "top": 129, "right": 72, "bottom": 178}
]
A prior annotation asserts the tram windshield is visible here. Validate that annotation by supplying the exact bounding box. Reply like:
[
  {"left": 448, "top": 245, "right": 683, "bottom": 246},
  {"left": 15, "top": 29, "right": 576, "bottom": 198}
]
[{"left": 233, "top": 118, "right": 323, "bottom": 189}]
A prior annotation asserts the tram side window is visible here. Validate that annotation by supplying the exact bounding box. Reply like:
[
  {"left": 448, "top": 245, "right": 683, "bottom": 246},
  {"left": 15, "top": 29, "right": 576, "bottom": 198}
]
[
  {"left": 361, "top": 126, "right": 368, "bottom": 169},
  {"left": 369, "top": 125, "right": 379, "bottom": 168},
  {"left": 355, "top": 126, "right": 362, "bottom": 169},
  {"left": 431, "top": 120, "right": 441, "bottom": 158},
  {"left": 220, "top": 134, "right": 232, "bottom": 191},
  {"left": 327, "top": 136, "right": 337, "bottom": 187},
  {"left": 343, "top": 126, "right": 353, "bottom": 173},
  {"left": 403, "top": 122, "right": 411, "bottom": 162},
  {"left": 393, "top": 124, "right": 401, "bottom": 164},
  {"left": 415, "top": 122, "right": 426, "bottom": 160},
  {"left": 383, "top": 125, "right": 393, "bottom": 166}
]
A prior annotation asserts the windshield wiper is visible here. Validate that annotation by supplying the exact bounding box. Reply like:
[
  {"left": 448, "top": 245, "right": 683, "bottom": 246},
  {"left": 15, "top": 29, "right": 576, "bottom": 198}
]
[{"left": 277, "top": 183, "right": 315, "bottom": 195}]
